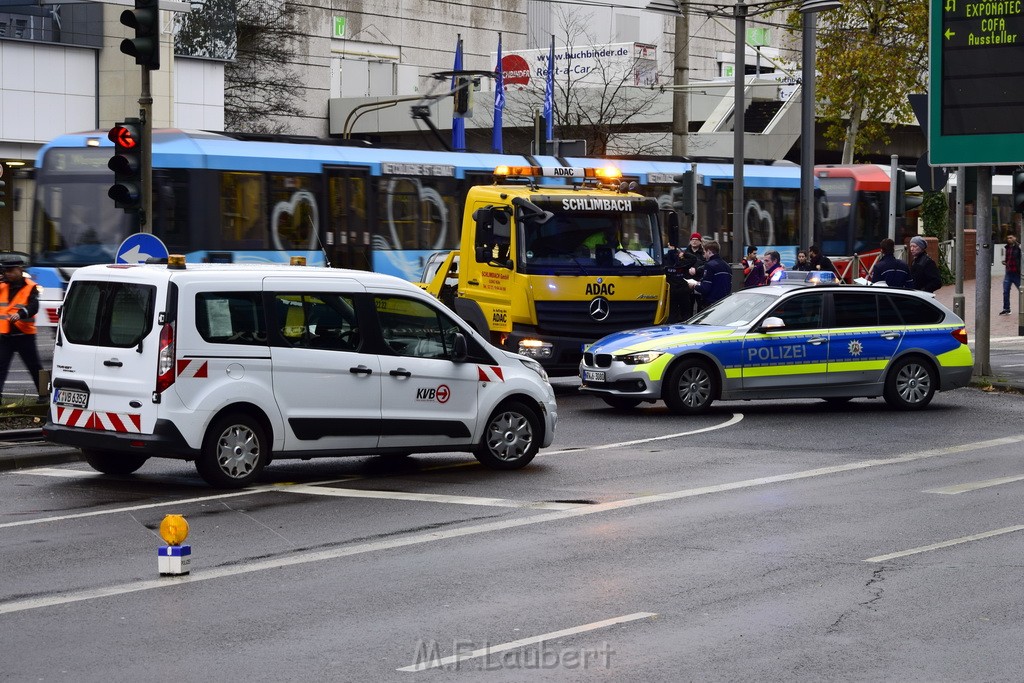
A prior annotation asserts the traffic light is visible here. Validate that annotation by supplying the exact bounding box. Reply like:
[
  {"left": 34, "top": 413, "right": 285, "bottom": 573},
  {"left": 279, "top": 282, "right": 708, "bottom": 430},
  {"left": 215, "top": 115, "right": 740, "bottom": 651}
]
[
  {"left": 671, "top": 171, "right": 696, "bottom": 215},
  {"left": 896, "top": 169, "right": 922, "bottom": 216},
  {"left": 453, "top": 77, "right": 472, "bottom": 116},
  {"left": 108, "top": 119, "right": 143, "bottom": 212},
  {"left": 0, "top": 179, "right": 5, "bottom": 209},
  {"left": 119, "top": 0, "right": 160, "bottom": 70},
  {"left": 1012, "top": 170, "right": 1024, "bottom": 213}
]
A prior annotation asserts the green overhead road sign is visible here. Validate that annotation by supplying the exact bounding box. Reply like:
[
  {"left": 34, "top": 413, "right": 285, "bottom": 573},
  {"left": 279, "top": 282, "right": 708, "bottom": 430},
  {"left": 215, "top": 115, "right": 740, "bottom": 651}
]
[{"left": 929, "top": 0, "right": 1024, "bottom": 164}]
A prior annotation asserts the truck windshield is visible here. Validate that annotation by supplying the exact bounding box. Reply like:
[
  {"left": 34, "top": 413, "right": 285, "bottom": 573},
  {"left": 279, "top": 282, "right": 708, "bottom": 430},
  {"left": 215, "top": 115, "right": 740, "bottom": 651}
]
[{"left": 518, "top": 207, "right": 662, "bottom": 274}]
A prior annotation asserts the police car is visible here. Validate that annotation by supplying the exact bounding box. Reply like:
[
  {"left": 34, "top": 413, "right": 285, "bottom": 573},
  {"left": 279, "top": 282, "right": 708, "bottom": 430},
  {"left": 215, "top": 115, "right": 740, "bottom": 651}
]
[
  {"left": 580, "top": 278, "right": 973, "bottom": 413},
  {"left": 43, "top": 258, "right": 557, "bottom": 487}
]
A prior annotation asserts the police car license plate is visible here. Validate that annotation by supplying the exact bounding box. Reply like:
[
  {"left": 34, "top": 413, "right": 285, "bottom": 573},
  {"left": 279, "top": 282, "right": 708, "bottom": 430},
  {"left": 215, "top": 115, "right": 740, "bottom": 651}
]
[
  {"left": 54, "top": 388, "right": 89, "bottom": 409},
  {"left": 583, "top": 370, "right": 605, "bottom": 383}
]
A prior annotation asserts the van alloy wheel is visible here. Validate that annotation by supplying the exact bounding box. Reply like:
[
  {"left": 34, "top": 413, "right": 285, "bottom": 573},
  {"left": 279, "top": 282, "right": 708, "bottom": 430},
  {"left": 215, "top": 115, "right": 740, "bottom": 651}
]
[{"left": 197, "top": 412, "right": 269, "bottom": 488}]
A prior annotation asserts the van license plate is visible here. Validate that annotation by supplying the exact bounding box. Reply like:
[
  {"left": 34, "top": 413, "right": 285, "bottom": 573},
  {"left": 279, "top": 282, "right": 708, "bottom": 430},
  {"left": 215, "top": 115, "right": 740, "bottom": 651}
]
[
  {"left": 55, "top": 388, "right": 89, "bottom": 409},
  {"left": 583, "top": 370, "right": 605, "bottom": 383}
]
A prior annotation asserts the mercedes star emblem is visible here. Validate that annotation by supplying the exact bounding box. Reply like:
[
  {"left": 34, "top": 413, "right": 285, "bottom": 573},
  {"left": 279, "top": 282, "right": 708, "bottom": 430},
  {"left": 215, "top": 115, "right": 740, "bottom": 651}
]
[{"left": 589, "top": 296, "right": 610, "bottom": 321}]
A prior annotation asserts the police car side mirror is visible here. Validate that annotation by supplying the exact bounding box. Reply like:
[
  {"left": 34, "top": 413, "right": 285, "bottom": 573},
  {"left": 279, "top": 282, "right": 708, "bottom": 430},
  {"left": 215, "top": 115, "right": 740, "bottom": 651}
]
[
  {"left": 451, "top": 332, "right": 468, "bottom": 362},
  {"left": 759, "top": 316, "right": 785, "bottom": 332}
]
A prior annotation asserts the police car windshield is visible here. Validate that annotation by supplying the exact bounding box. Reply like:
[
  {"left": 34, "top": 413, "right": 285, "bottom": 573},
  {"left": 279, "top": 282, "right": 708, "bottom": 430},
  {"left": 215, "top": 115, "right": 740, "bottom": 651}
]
[{"left": 687, "top": 290, "right": 778, "bottom": 327}]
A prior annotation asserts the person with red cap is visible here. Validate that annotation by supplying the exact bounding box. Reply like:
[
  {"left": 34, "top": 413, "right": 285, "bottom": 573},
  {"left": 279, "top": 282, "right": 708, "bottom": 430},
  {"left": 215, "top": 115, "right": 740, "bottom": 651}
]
[{"left": 677, "top": 232, "right": 706, "bottom": 318}]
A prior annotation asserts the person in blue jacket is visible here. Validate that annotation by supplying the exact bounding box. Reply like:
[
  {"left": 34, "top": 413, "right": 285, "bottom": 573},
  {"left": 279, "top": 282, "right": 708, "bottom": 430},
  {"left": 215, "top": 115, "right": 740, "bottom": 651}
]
[
  {"left": 686, "top": 240, "right": 732, "bottom": 309},
  {"left": 868, "top": 238, "right": 914, "bottom": 288}
]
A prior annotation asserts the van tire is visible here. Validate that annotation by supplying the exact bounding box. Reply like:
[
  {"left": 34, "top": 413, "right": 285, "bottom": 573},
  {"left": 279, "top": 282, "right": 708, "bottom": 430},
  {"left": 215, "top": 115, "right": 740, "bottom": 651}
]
[
  {"left": 197, "top": 412, "right": 269, "bottom": 488},
  {"left": 473, "top": 401, "right": 539, "bottom": 470},
  {"left": 82, "top": 449, "right": 148, "bottom": 475}
]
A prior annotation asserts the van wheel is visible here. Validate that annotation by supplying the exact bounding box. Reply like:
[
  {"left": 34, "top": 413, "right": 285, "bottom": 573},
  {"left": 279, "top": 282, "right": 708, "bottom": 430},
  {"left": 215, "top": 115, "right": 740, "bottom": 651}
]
[
  {"left": 82, "top": 449, "right": 148, "bottom": 475},
  {"left": 474, "top": 401, "right": 539, "bottom": 470},
  {"left": 884, "top": 356, "right": 936, "bottom": 410},
  {"left": 197, "top": 413, "right": 269, "bottom": 488},
  {"left": 663, "top": 358, "right": 717, "bottom": 414}
]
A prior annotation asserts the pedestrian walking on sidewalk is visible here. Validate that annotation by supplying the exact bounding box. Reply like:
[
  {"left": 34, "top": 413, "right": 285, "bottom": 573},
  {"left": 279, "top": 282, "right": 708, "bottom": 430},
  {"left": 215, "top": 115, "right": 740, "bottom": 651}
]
[
  {"left": 1001, "top": 233, "right": 1021, "bottom": 315},
  {"left": 909, "top": 236, "right": 941, "bottom": 293},
  {"left": 0, "top": 257, "right": 45, "bottom": 402}
]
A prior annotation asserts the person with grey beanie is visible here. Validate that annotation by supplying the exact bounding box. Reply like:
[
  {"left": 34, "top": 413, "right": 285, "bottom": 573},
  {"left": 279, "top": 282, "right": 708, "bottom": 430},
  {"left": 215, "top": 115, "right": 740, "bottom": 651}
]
[{"left": 908, "top": 236, "right": 941, "bottom": 293}]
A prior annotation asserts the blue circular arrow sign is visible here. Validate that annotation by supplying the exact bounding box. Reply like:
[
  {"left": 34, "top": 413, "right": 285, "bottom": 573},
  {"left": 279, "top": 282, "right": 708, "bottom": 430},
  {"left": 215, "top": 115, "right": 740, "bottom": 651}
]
[{"left": 115, "top": 233, "right": 169, "bottom": 265}]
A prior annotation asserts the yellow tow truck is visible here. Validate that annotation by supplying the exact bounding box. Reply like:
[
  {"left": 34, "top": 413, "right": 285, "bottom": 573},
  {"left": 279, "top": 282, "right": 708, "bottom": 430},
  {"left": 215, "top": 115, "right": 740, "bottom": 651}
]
[{"left": 421, "top": 165, "right": 669, "bottom": 375}]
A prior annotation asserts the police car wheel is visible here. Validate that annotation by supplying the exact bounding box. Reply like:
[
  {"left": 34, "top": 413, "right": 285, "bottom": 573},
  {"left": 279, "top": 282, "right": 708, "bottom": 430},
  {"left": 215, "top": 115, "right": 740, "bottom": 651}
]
[
  {"left": 474, "top": 401, "right": 540, "bottom": 470},
  {"left": 601, "top": 396, "right": 643, "bottom": 410},
  {"left": 81, "top": 449, "right": 148, "bottom": 475},
  {"left": 884, "top": 356, "right": 936, "bottom": 410},
  {"left": 197, "top": 412, "right": 269, "bottom": 488},
  {"left": 664, "top": 359, "right": 717, "bottom": 414}
]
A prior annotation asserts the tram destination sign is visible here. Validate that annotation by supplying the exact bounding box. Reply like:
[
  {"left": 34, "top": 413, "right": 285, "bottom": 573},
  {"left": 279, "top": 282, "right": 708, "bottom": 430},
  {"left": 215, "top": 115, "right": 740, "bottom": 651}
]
[{"left": 929, "top": 0, "right": 1024, "bottom": 164}]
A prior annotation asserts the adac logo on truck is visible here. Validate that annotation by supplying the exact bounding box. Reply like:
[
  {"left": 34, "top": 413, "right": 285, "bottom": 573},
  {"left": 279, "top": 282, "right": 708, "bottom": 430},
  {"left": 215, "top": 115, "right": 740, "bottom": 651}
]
[{"left": 585, "top": 282, "right": 615, "bottom": 296}]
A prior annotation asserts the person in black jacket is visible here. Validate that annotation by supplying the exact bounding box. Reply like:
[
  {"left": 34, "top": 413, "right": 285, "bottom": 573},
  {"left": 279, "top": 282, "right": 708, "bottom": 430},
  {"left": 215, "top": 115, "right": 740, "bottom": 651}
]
[
  {"left": 686, "top": 241, "right": 731, "bottom": 308},
  {"left": 908, "top": 236, "right": 941, "bottom": 293},
  {"left": 675, "top": 233, "right": 706, "bottom": 318},
  {"left": 808, "top": 245, "right": 838, "bottom": 276},
  {"left": 868, "top": 238, "right": 914, "bottom": 288}
]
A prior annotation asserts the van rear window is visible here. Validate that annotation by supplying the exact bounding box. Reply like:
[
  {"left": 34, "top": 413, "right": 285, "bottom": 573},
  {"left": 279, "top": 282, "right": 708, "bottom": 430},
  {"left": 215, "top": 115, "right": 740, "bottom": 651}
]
[{"left": 62, "top": 281, "right": 155, "bottom": 347}]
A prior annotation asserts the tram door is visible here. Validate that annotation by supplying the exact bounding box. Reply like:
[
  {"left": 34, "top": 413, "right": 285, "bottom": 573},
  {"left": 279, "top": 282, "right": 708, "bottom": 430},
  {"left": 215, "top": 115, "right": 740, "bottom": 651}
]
[{"left": 325, "top": 166, "right": 372, "bottom": 270}]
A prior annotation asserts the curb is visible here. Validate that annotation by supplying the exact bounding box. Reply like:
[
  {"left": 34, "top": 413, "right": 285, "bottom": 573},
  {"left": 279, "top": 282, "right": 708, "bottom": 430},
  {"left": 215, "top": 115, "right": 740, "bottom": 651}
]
[{"left": 0, "top": 450, "right": 82, "bottom": 472}]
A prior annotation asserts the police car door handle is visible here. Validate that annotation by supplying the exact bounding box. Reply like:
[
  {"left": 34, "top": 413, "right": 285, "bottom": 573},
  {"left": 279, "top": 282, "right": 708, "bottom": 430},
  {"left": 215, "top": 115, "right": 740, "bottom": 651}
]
[
  {"left": 103, "top": 359, "right": 124, "bottom": 367},
  {"left": 880, "top": 332, "right": 900, "bottom": 340},
  {"left": 806, "top": 337, "right": 827, "bottom": 345},
  {"left": 349, "top": 365, "right": 373, "bottom": 375},
  {"left": 389, "top": 368, "right": 412, "bottom": 378}
]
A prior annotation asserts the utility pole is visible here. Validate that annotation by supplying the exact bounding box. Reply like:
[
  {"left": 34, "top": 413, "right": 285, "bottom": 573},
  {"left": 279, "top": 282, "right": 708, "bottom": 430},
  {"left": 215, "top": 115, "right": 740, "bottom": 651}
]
[{"left": 671, "top": 10, "right": 689, "bottom": 158}]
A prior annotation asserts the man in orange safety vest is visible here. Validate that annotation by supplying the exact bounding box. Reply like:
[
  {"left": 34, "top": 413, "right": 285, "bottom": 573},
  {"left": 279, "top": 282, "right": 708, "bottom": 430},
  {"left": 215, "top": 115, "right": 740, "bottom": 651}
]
[{"left": 0, "top": 257, "right": 44, "bottom": 402}]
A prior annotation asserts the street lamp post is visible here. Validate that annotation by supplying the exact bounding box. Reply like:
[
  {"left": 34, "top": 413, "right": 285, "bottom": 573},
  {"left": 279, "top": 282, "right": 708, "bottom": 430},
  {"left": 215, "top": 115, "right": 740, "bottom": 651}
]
[
  {"left": 799, "top": 0, "right": 842, "bottom": 252},
  {"left": 732, "top": 0, "right": 748, "bottom": 267}
]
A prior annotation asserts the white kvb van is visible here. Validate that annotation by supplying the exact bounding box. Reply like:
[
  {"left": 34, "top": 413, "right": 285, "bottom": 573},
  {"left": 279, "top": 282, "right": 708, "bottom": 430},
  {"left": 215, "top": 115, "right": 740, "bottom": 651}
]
[{"left": 43, "top": 259, "right": 557, "bottom": 487}]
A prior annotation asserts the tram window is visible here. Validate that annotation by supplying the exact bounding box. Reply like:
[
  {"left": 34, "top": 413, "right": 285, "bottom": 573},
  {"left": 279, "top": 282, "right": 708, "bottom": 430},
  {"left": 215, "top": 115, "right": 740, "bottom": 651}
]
[
  {"left": 270, "top": 174, "right": 318, "bottom": 250},
  {"left": 221, "top": 172, "right": 266, "bottom": 248}
]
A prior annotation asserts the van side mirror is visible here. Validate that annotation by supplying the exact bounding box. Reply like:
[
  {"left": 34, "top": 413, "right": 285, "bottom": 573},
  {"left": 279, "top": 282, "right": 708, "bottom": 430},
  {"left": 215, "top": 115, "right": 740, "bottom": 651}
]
[{"left": 451, "top": 332, "right": 468, "bottom": 362}]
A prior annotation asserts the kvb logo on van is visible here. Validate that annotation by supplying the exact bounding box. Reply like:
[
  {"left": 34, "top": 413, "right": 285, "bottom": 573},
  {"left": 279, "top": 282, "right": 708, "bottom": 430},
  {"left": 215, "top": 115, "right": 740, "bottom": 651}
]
[{"left": 416, "top": 384, "right": 450, "bottom": 403}]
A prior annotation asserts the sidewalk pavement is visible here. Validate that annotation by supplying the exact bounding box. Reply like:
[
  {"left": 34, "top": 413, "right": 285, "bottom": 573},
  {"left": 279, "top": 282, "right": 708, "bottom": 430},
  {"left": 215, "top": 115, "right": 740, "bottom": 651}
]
[
  {"left": 933, "top": 274, "right": 1024, "bottom": 392},
  {"left": 2, "top": 277, "right": 1022, "bottom": 473}
]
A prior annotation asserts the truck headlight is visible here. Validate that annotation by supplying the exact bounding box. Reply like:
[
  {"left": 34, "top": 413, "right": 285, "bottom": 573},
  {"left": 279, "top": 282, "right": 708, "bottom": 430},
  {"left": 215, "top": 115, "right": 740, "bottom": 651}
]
[
  {"left": 619, "top": 351, "right": 663, "bottom": 365},
  {"left": 518, "top": 339, "right": 553, "bottom": 359}
]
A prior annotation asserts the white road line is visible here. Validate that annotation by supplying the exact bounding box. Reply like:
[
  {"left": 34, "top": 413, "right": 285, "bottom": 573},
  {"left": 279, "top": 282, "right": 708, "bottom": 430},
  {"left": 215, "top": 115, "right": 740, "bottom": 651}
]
[
  {"left": 396, "top": 612, "right": 657, "bottom": 672},
  {"left": 2, "top": 415, "right": 744, "bottom": 525},
  {"left": 282, "top": 485, "right": 584, "bottom": 510},
  {"left": 2, "top": 434, "right": 1021, "bottom": 616},
  {"left": 864, "top": 525, "right": 1024, "bottom": 563},
  {"left": 543, "top": 413, "right": 743, "bottom": 455},
  {"left": 0, "top": 479, "right": 360, "bottom": 529},
  {"left": 15, "top": 467, "right": 96, "bottom": 478},
  {"left": 925, "top": 474, "right": 1024, "bottom": 495}
]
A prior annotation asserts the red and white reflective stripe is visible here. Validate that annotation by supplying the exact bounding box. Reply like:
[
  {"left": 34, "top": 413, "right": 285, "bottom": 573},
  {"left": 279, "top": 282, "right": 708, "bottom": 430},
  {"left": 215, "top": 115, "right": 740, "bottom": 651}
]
[
  {"left": 477, "top": 365, "right": 505, "bottom": 382},
  {"left": 176, "top": 359, "right": 208, "bottom": 378},
  {"left": 54, "top": 407, "right": 142, "bottom": 433}
]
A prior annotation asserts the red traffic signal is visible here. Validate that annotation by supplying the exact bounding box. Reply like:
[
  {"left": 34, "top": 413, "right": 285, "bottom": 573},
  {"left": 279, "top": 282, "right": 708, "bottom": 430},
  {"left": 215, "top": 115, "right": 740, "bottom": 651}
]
[
  {"left": 108, "top": 124, "right": 139, "bottom": 150},
  {"left": 108, "top": 119, "right": 143, "bottom": 212}
]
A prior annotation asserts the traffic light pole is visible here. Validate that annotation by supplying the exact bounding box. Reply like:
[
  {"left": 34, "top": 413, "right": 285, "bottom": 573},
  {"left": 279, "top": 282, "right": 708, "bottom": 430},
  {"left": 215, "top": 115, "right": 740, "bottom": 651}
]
[{"left": 140, "top": 67, "right": 153, "bottom": 234}]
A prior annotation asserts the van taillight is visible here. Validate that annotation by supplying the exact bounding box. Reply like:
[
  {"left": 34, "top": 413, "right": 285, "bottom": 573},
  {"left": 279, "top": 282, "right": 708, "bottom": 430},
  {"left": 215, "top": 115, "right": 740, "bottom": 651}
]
[
  {"left": 155, "top": 322, "right": 176, "bottom": 393},
  {"left": 952, "top": 327, "right": 968, "bottom": 345}
]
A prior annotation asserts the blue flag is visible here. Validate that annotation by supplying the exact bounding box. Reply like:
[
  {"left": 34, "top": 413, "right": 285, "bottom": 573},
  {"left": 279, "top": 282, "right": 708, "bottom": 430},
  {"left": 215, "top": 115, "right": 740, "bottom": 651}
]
[
  {"left": 544, "top": 34, "right": 554, "bottom": 142},
  {"left": 452, "top": 35, "right": 466, "bottom": 151},
  {"left": 493, "top": 33, "right": 504, "bottom": 154}
]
